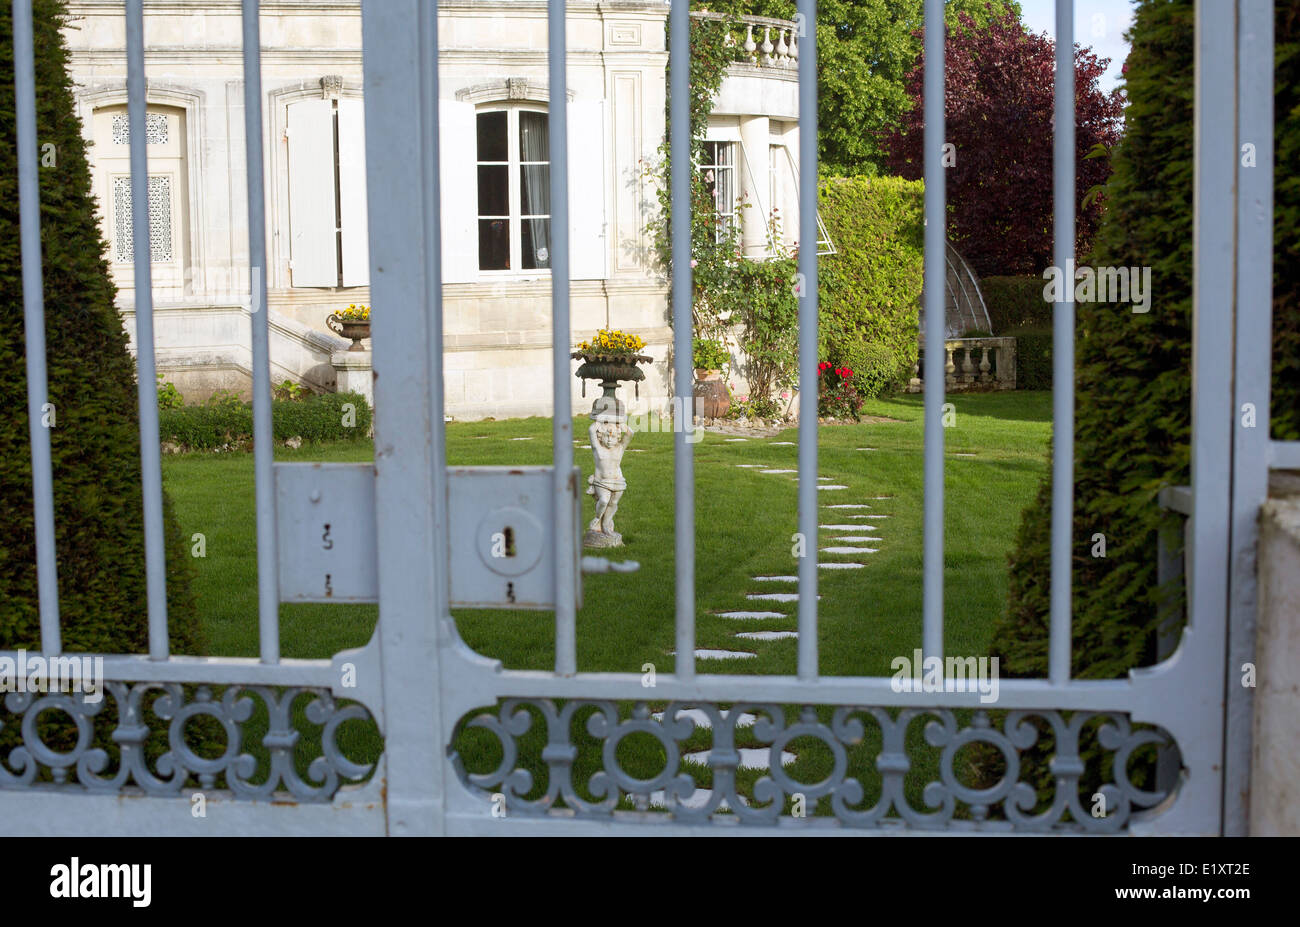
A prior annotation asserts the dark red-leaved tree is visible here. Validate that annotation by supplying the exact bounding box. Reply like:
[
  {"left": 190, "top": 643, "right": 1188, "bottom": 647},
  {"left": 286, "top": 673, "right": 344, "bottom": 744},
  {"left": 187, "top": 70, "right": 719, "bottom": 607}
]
[{"left": 882, "top": 9, "right": 1124, "bottom": 278}]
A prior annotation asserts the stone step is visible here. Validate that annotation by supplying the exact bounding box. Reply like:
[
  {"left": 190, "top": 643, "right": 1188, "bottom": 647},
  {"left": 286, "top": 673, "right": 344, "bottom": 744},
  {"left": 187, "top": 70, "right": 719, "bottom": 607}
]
[
  {"left": 819, "top": 562, "right": 865, "bottom": 569},
  {"left": 716, "top": 610, "right": 789, "bottom": 619},
  {"left": 824, "top": 504, "right": 872, "bottom": 509},
  {"left": 752, "top": 575, "right": 798, "bottom": 582},
  {"left": 675, "top": 649, "right": 757, "bottom": 660},
  {"left": 745, "top": 592, "right": 819, "bottom": 602},
  {"left": 815, "top": 485, "right": 849, "bottom": 491},
  {"left": 735, "top": 630, "right": 798, "bottom": 641},
  {"left": 820, "top": 546, "right": 878, "bottom": 554}
]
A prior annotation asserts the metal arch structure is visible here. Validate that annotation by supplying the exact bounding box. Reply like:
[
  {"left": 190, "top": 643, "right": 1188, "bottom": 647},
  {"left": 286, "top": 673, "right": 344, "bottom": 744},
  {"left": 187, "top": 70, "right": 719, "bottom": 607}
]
[
  {"left": 918, "top": 242, "right": 993, "bottom": 339},
  {"left": 0, "top": 0, "right": 1281, "bottom": 836}
]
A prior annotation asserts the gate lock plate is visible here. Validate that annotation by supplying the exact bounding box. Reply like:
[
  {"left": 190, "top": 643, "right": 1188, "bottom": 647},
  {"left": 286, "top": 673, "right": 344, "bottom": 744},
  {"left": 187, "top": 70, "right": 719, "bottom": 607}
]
[{"left": 275, "top": 462, "right": 581, "bottom": 609}]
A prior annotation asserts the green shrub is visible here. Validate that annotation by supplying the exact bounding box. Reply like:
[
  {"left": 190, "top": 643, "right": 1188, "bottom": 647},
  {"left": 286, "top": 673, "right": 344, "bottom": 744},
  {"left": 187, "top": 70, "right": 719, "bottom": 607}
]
[
  {"left": 729, "top": 256, "right": 800, "bottom": 400},
  {"left": 159, "top": 392, "right": 372, "bottom": 451},
  {"left": 995, "top": 0, "right": 1300, "bottom": 681},
  {"left": 980, "top": 275, "right": 1052, "bottom": 332},
  {"left": 818, "top": 175, "right": 922, "bottom": 399},
  {"left": 691, "top": 337, "right": 729, "bottom": 372},
  {"left": 1014, "top": 328, "right": 1053, "bottom": 391},
  {"left": 157, "top": 374, "right": 184, "bottom": 411},
  {"left": 0, "top": 0, "right": 200, "bottom": 657}
]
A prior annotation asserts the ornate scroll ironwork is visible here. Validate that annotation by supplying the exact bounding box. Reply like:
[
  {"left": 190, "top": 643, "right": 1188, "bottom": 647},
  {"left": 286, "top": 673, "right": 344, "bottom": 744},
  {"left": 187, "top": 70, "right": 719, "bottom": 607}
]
[
  {"left": 450, "top": 701, "right": 1175, "bottom": 831},
  {"left": 0, "top": 684, "right": 374, "bottom": 802}
]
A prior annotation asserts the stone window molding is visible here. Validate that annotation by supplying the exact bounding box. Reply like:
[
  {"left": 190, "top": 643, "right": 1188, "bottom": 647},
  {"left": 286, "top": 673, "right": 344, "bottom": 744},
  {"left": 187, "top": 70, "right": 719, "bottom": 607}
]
[
  {"left": 455, "top": 78, "right": 575, "bottom": 105},
  {"left": 76, "top": 83, "right": 206, "bottom": 297}
]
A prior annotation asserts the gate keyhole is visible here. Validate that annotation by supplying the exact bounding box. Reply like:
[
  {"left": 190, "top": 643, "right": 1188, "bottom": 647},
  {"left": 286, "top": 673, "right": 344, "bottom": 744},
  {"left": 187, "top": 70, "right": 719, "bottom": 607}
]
[
  {"left": 504, "top": 526, "right": 516, "bottom": 558},
  {"left": 506, "top": 581, "right": 516, "bottom": 603}
]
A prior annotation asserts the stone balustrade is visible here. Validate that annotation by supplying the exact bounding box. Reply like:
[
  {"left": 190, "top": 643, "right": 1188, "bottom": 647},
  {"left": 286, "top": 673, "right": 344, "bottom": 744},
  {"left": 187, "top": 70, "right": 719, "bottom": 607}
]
[
  {"left": 690, "top": 11, "right": 800, "bottom": 70},
  {"left": 907, "top": 337, "right": 1017, "bottom": 392}
]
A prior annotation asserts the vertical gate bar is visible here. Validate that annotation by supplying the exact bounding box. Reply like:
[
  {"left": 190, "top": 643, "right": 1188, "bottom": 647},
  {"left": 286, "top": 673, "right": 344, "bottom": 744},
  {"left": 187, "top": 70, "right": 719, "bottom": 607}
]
[
  {"left": 921, "top": 0, "right": 944, "bottom": 663},
  {"left": 795, "top": 0, "right": 818, "bottom": 680},
  {"left": 13, "top": 0, "right": 60, "bottom": 655},
  {"left": 549, "top": 0, "right": 577, "bottom": 676},
  {"left": 240, "top": 0, "right": 279, "bottom": 663},
  {"left": 670, "top": 0, "right": 696, "bottom": 681},
  {"left": 126, "top": 0, "right": 170, "bottom": 659},
  {"left": 1191, "top": 0, "right": 1236, "bottom": 835},
  {"left": 1225, "top": 0, "right": 1273, "bottom": 837},
  {"left": 1049, "top": 0, "right": 1075, "bottom": 685},
  {"left": 363, "top": 0, "right": 446, "bottom": 835}
]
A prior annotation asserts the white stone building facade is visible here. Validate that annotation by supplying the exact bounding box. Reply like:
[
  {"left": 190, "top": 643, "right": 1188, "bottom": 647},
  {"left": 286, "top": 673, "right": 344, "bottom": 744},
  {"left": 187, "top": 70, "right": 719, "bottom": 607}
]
[{"left": 63, "top": 0, "right": 802, "bottom": 418}]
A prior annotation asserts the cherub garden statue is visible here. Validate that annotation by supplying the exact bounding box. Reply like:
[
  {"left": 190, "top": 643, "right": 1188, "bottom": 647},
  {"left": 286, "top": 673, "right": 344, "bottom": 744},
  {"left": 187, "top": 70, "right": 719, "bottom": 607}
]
[{"left": 584, "top": 412, "right": 634, "bottom": 548}]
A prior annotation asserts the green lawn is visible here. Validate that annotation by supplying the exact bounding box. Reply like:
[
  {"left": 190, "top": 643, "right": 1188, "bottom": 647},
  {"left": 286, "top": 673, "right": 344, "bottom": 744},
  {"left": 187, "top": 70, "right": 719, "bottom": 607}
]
[{"left": 161, "top": 390, "right": 1053, "bottom": 811}]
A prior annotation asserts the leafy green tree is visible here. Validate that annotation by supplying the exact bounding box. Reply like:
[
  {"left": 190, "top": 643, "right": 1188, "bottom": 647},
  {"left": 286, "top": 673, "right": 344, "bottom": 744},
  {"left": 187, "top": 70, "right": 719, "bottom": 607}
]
[
  {"left": 707, "top": 0, "right": 1020, "bottom": 176},
  {"left": 0, "top": 0, "right": 200, "bottom": 655}
]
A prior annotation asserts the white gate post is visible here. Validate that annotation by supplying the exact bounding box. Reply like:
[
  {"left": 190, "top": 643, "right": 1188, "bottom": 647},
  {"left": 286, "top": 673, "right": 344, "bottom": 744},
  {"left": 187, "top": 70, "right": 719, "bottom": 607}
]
[{"left": 362, "top": 0, "right": 449, "bottom": 836}]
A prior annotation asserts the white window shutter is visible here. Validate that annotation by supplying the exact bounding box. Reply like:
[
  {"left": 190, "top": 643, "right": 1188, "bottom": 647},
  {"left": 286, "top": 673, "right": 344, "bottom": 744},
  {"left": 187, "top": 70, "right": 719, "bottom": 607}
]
[
  {"left": 439, "top": 99, "right": 478, "bottom": 284},
  {"left": 567, "top": 99, "right": 607, "bottom": 280},
  {"left": 337, "top": 98, "right": 370, "bottom": 287},
  {"left": 287, "top": 99, "right": 339, "bottom": 287}
]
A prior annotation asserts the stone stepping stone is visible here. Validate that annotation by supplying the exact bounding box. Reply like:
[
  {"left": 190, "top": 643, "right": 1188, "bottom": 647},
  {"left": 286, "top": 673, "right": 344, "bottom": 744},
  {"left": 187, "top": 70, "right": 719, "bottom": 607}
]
[
  {"left": 824, "top": 504, "right": 872, "bottom": 509},
  {"left": 510, "top": 436, "right": 535, "bottom": 441},
  {"left": 816, "top": 485, "right": 849, "bottom": 491},
  {"left": 760, "top": 469, "right": 798, "bottom": 474},
  {"left": 679, "top": 649, "right": 757, "bottom": 660},
  {"left": 629, "top": 449, "right": 647, "bottom": 452},
  {"left": 829, "top": 536, "right": 883, "bottom": 542},
  {"left": 735, "top": 630, "right": 798, "bottom": 641},
  {"left": 745, "top": 592, "right": 820, "bottom": 602},
  {"left": 821, "top": 546, "right": 879, "bottom": 554},
  {"left": 770, "top": 441, "right": 796, "bottom": 446},
  {"left": 724, "top": 438, "right": 749, "bottom": 442},
  {"left": 752, "top": 575, "right": 798, "bottom": 582},
  {"left": 650, "top": 708, "right": 758, "bottom": 729},
  {"left": 820, "top": 523, "right": 880, "bottom": 530},
  {"left": 840, "top": 514, "right": 880, "bottom": 519},
  {"left": 819, "top": 562, "right": 865, "bottom": 570},
  {"left": 952, "top": 452, "right": 977, "bottom": 457},
  {"left": 717, "top": 610, "right": 788, "bottom": 619},
  {"left": 684, "top": 748, "right": 796, "bottom": 770},
  {"left": 734, "top": 464, "right": 766, "bottom": 469},
  {"left": 579, "top": 444, "right": 591, "bottom": 449},
  {"left": 648, "top": 788, "right": 747, "bottom": 810},
  {"left": 855, "top": 447, "right": 878, "bottom": 451}
]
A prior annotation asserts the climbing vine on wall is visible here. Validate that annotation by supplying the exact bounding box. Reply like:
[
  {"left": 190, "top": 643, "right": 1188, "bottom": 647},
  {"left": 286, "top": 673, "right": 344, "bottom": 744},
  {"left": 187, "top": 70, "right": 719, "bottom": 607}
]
[{"left": 649, "top": 12, "right": 799, "bottom": 395}]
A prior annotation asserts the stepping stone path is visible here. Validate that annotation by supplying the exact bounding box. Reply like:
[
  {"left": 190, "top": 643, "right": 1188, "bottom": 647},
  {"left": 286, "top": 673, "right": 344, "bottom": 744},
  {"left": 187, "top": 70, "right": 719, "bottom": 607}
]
[
  {"left": 660, "top": 437, "right": 895, "bottom": 796},
  {"left": 684, "top": 748, "right": 797, "bottom": 770}
]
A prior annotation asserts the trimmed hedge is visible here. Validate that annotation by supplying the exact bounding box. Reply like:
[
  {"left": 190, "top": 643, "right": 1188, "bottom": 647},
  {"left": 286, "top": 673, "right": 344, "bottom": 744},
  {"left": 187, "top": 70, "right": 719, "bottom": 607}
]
[
  {"left": 1014, "top": 328, "right": 1053, "bottom": 391},
  {"left": 159, "top": 392, "right": 373, "bottom": 451},
  {"left": 0, "top": 0, "right": 200, "bottom": 656},
  {"left": 980, "top": 275, "right": 1052, "bottom": 333},
  {"left": 994, "top": 0, "right": 1300, "bottom": 684},
  {"left": 818, "top": 175, "right": 923, "bottom": 398}
]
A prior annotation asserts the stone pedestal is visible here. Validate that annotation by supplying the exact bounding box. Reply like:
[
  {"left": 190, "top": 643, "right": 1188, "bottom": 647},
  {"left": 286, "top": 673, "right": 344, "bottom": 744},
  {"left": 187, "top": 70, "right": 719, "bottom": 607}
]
[{"left": 332, "top": 349, "right": 374, "bottom": 408}]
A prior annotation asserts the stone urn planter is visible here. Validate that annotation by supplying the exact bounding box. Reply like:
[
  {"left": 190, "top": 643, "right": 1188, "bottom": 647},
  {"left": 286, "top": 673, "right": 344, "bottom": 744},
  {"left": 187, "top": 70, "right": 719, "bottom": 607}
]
[
  {"left": 571, "top": 348, "right": 653, "bottom": 548},
  {"left": 327, "top": 314, "right": 370, "bottom": 352},
  {"left": 693, "top": 368, "right": 729, "bottom": 419}
]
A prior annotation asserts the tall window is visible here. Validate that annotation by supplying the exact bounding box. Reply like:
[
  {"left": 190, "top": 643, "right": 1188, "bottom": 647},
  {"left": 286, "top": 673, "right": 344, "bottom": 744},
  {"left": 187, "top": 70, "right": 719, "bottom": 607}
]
[
  {"left": 477, "top": 108, "right": 551, "bottom": 271},
  {"left": 700, "top": 141, "right": 735, "bottom": 242}
]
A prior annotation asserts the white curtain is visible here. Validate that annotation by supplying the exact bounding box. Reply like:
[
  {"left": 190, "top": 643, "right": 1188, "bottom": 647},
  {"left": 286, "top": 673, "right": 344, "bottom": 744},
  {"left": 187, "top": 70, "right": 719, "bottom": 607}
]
[{"left": 519, "top": 111, "right": 550, "bottom": 268}]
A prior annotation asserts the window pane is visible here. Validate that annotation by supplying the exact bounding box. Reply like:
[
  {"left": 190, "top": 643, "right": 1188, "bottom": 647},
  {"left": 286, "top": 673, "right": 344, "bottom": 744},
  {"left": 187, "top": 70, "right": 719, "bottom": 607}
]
[
  {"left": 477, "top": 165, "right": 509, "bottom": 216},
  {"left": 519, "top": 164, "right": 550, "bottom": 216},
  {"left": 519, "top": 111, "right": 549, "bottom": 161},
  {"left": 479, "top": 218, "right": 510, "bottom": 270},
  {"left": 521, "top": 218, "right": 551, "bottom": 270},
  {"left": 476, "top": 111, "right": 508, "bottom": 162}
]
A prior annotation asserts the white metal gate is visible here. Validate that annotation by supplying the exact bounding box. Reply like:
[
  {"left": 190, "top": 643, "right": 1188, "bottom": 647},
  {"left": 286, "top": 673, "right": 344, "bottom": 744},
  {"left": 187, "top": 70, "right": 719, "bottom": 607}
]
[{"left": 3, "top": 0, "right": 1286, "bottom": 835}]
